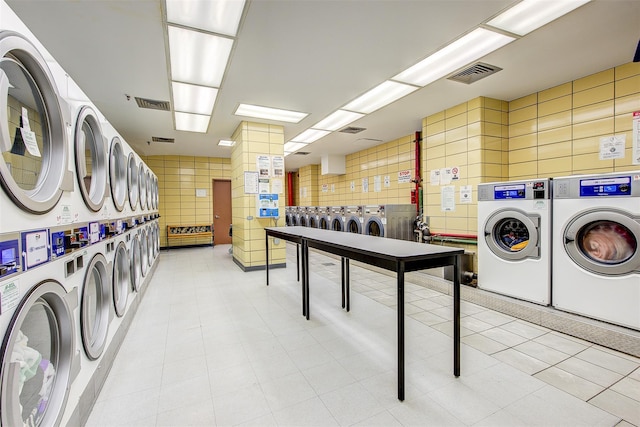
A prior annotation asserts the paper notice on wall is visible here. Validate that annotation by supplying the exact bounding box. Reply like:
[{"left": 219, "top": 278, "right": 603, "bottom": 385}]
[
  {"left": 362, "top": 177, "right": 369, "bottom": 193},
  {"left": 599, "top": 135, "right": 625, "bottom": 160},
  {"left": 398, "top": 170, "right": 411, "bottom": 183},
  {"left": 441, "top": 185, "right": 455, "bottom": 212},
  {"left": 451, "top": 166, "right": 460, "bottom": 181},
  {"left": 350, "top": 181, "right": 355, "bottom": 192},
  {"left": 460, "top": 185, "right": 472, "bottom": 204},
  {"left": 196, "top": 188, "right": 207, "bottom": 197},
  {"left": 321, "top": 184, "right": 329, "bottom": 193},
  {"left": 258, "top": 178, "right": 270, "bottom": 193},
  {"left": 374, "top": 175, "right": 381, "bottom": 192},
  {"left": 430, "top": 169, "right": 440, "bottom": 186},
  {"left": 244, "top": 171, "right": 259, "bottom": 194},
  {"left": 21, "top": 107, "right": 31, "bottom": 131},
  {"left": 633, "top": 111, "right": 640, "bottom": 165},
  {"left": 271, "top": 178, "right": 283, "bottom": 194},
  {"left": 20, "top": 128, "right": 41, "bottom": 157},
  {"left": 302, "top": 187, "right": 307, "bottom": 198},
  {"left": 440, "top": 168, "right": 452, "bottom": 185},
  {"left": 384, "top": 175, "right": 390, "bottom": 188},
  {"left": 256, "top": 155, "right": 271, "bottom": 177},
  {"left": 272, "top": 156, "right": 284, "bottom": 177},
  {"left": 1, "top": 280, "right": 20, "bottom": 314},
  {"left": 331, "top": 184, "right": 335, "bottom": 193}
]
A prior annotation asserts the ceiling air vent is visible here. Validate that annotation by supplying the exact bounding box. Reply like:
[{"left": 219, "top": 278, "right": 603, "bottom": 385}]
[
  {"left": 294, "top": 152, "right": 310, "bottom": 155},
  {"left": 448, "top": 62, "right": 502, "bottom": 84},
  {"left": 339, "top": 126, "right": 366, "bottom": 134},
  {"left": 151, "top": 136, "right": 175, "bottom": 143},
  {"left": 135, "top": 97, "right": 171, "bottom": 111}
]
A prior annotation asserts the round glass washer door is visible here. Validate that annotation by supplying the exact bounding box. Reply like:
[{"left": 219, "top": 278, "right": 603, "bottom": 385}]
[
  {"left": 130, "top": 236, "right": 142, "bottom": 292},
  {"left": 365, "top": 218, "right": 384, "bottom": 237},
  {"left": 74, "top": 106, "right": 107, "bottom": 212},
  {"left": 147, "top": 227, "right": 153, "bottom": 266},
  {"left": 564, "top": 209, "right": 640, "bottom": 276},
  {"left": 331, "top": 217, "right": 343, "bottom": 231},
  {"left": 127, "top": 153, "right": 138, "bottom": 210},
  {"left": 483, "top": 209, "right": 540, "bottom": 261},
  {"left": 80, "top": 253, "right": 110, "bottom": 360},
  {"left": 145, "top": 171, "right": 151, "bottom": 210},
  {"left": 109, "top": 137, "right": 127, "bottom": 212},
  {"left": 0, "top": 280, "right": 75, "bottom": 427},
  {"left": 346, "top": 217, "right": 362, "bottom": 234},
  {"left": 112, "top": 242, "right": 130, "bottom": 317},
  {"left": 138, "top": 165, "right": 147, "bottom": 210},
  {"left": 0, "top": 31, "right": 68, "bottom": 214},
  {"left": 140, "top": 229, "right": 148, "bottom": 277}
]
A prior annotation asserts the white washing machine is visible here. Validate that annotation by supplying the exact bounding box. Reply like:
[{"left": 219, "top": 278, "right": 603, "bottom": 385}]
[
  {"left": 477, "top": 178, "right": 552, "bottom": 305},
  {"left": 344, "top": 205, "right": 363, "bottom": 234},
  {"left": 108, "top": 136, "right": 129, "bottom": 214},
  {"left": 129, "top": 228, "right": 143, "bottom": 294},
  {"left": 127, "top": 152, "right": 139, "bottom": 213},
  {"left": 552, "top": 172, "right": 640, "bottom": 330},
  {"left": 330, "top": 206, "right": 345, "bottom": 231}
]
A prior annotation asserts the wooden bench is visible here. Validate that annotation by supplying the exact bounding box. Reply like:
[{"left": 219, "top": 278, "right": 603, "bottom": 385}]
[{"left": 166, "top": 224, "right": 213, "bottom": 248}]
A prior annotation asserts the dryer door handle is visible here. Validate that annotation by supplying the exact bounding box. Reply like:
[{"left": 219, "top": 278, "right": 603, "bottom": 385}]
[{"left": 565, "top": 236, "right": 575, "bottom": 244}]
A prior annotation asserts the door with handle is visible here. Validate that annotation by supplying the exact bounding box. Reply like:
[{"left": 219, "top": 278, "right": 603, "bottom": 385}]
[{"left": 213, "top": 180, "right": 232, "bottom": 244}]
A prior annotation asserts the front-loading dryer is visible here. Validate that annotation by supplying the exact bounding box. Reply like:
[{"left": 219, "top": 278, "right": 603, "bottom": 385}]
[
  {"left": 330, "top": 206, "right": 345, "bottom": 231},
  {"left": 127, "top": 153, "right": 139, "bottom": 212},
  {"left": 129, "top": 228, "right": 143, "bottom": 293},
  {"left": 363, "top": 205, "right": 384, "bottom": 237},
  {"left": 477, "top": 179, "right": 552, "bottom": 305},
  {"left": 318, "top": 207, "right": 331, "bottom": 230},
  {"left": 344, "top": 205, "right": 363, "bottom": 234},
  {"left": 307, "top": 207, "right": 319, "bottom": 228},
  {"left": 108, "top": 136, "right": 128, "bottom": 213},
  {"left": 552, "top": 172, "right": 640, "bottom": 330}
]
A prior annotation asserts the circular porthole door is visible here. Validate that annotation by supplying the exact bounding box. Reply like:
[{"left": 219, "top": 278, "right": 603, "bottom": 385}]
[
  {"left": 564, "top": 209, "right": 640, "bottom": 276},
  {"left": 146, "top": 228, "right": 153, "bottom": 266},
  {"left": 365, "top": 217, "right": 384, "bottom": 237},
  {"left": 109, "top": 137, "right": 127, "bottom": 212},
  {"left": 0, "top": 280, "right": 74, "bottom": 426},
  {"left": 145, "top": 171, "right": 151, "bottom": 210},
  {"left": 138, "top": 166, "right": 147, "bottom": 210},
  {"left": 127, "top": 153, "right": 138, "bottom": 210},
  {"left": 140, "top": 229, "right": 148, "bottom": 277},
  {"left": 331, "top": 217, "right": 344, "bottom": 231},
  {"left": 80, "top": 253, "right": 110, "bottom": 360},
  {"left": 130, "top": 236, "right": 142, "bottom": 292},
  {"left": 484, "top": 209, "right": 540, "bottom": 261},
  {"left": 0, "top": 31, "right": 68, "bottom": 214},
  {"left": 112, "top": 242, "right": 130, "bottom": 317},
  {"left": 74, "top": 106, "right": 107, "bottom": 212},
  {"left": 346, "top": 217, "right": 362, "bottom": 234}
]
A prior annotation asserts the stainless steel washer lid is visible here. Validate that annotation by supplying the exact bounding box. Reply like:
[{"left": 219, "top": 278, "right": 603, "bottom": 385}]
[
  {"left": 109, "top": 137, "right": 127, "bottom": 211},
  {"left": 0, "top": 31, "right": 69, "bottom": 214},
  {"left": 74, "top": 106, "right": 107, "bottom": 212}
]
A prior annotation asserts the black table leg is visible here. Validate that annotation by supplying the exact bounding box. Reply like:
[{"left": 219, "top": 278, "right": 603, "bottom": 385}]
[
  {"left": 345, "top": 258, "right": 350, "bottom": 312},
  {"left": 301, "top": 240, "right": 307, "bottom": 317},
  {"left": 453, "top": 255, "right": 460, "bottom": 377},
  {"left": 265, "top": 233, "right": 270, "bottom": 286},
  {"left": 304, "top": 239, "right": 310, "bottom": 320},
  {"left": 296, "top": 244, "right": 300, "bottom": 282},
  {"left": 397, "top": 260, "right": 405, "bottom": 401},
  {"left": 341, "top": 257, "right": 346, "bottom": 309}
]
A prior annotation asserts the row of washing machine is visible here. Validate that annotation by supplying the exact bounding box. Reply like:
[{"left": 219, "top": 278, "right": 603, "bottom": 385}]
[
  {"left": 477, "top": 171, "right": 640, "bottom": 331},
  {"left": 285, "top": 205, "right": 417, "bottom": 241},
  {"left": 0, "top": 12, "right": 162, "bottom": 426}
]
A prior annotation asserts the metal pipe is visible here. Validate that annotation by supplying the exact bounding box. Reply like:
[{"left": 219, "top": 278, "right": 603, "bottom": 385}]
[
  {"left": 431, "top": 232, "right": 478, "bottom": 239},
  {"left": 430, "top": 237, "right": 478, "bottom": 245}
]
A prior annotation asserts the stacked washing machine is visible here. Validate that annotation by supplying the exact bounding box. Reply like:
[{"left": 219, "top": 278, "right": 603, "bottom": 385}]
[
  {"left": 363, "top": 204, "right": 416, "bottom": 240},
  {"left": 552, "top": 171, "right": 640, "bottom": 330},
  {"left": 0, "top": 14, "right": 160, "bottom": 426}
]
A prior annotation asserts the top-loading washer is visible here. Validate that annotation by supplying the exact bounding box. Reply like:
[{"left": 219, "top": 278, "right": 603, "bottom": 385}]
[
  {"left": 330, "top": 206, "right": 345, "bottom": 231},
  {"left": 552, "top": 172, "right": 640, "bottom": 329},
  {"left": 0, "top": 30, "right": 72, "bottom": 225},
  {"left": 344, "top": 205, "right": 363, "bottom": 234},
  {"left": 318, "top": 207, "right": 331, "bottom": 230},
  {"left": 477, "top": 178, "right": 552, "bottom": 305}
]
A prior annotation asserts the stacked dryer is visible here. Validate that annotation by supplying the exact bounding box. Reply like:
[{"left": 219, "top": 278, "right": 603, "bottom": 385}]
[{"left": 552, "top": 171, "right": 640, "bottom": 330}]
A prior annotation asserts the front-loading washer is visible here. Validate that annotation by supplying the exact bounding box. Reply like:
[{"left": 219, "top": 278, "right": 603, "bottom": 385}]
[
  {"left": 318, "top": 207, "right": 331, "bottom": 230},
  {"left": 296, "top": 207, "right": 308, "bottom": 227},
  {"left": 108, "top": 136, "right": 128, "bottom": 213},
  {"left": 129, "top": 229, "right": 143, "bottom": 293},
  {"left": 477, "top": 178, "right": 552, "bottom": 305},
  {"left": 139, "top": 226, "right": 149, "bottom": 279},
  {"left": 344, "top": 205, "right": 363, "bottom": 234},
  {"left": 330, "top": 206, "right": 345, "bottom": 231},
  {"left": 138, "top": 164, "right": 148, "bottom": 212},
  {"left": 552, "top": 172, "right": 640, "bottom": 329},
  {"left": 307, "top": 207, "right": 319, "bottom": 228},
  {"left": 285, "top": 207, "right": 293, "bottom": 226},
  {"left": 127, "top": 153, "right": 139, "bottom": 212},
  {"left": 363, "top": 205, "right": 384, "bottom": 237}
]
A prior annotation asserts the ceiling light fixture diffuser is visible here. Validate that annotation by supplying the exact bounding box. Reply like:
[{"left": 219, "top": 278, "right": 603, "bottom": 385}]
[
  {"left": 168, "top": 25, "right": 234, "bottom": 87},
  {"left": 487, "top": 0, "right": 591, "bottom": 36},
  {"left": 290, "top": 129, "right": 331, "bottom": 144},
  {"left": 218, "top": 139, "right": 235, "bottom": 146},
  {"left": 284, "top": 141, "right": 308, "bottom": 152},
  {"left": 172, "top": 82, "right": 218, "bottom": 115},
  {"left": 166, "top": 0, "right": 246, "bottom": 37},
  {"left": 312, "top": 110, "right": 365, "bottom": 131},
  {"left": 235, "top": 104, "right": 308, "bottom": 123},
  {"left": 392, "top": 28, "right": 514, "bottom": 87},
  {"left": 343, "top": 81, "right": 419, "bottom": 114},
  {"left": 175, "top": 111, "right": 211, "bottom": 133}
]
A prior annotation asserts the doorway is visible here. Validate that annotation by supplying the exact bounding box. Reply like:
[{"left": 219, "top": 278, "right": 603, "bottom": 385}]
[{"left": 213, "top": 179, "right": 232, "bottom": 244}]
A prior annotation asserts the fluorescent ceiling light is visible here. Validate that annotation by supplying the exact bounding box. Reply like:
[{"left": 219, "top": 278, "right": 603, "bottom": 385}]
[
  {"left": 218, "top": 139, "right": 235, "bottom": 146},
  {"left": 343, "top": 81, "right": 418, "bottom": 114},
  {"left": 284, "top": 141, "right": 308, "bottom": 152},
  {"left": 172, "top": 82, "right": 218, "bottom": 115},
  {"left": 290, "top": 129, "right": 331, "bottom": 144},
  {"left": 235, "top": 104, "right": 308, "bottom": 123},
  {"left": 175, "top": 111, "right": 210, "bottom": 133},
  {"left": 487, "top": 0, "right": 591, "bottom": 36},
  {"left": 168, "top": 25, "right": 233, "bottom": 87},
  {"left": 166, "top": 0, "right": 246, "bottom": 37},
  {"left": 312, "top": 110, "right": 365, "bottom": 131},
  {"left": 392, "top": 28, "right": 514, "bottom": 87}
]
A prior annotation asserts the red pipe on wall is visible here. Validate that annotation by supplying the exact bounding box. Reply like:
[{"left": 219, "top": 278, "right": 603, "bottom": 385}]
[
  {"left": 287, "top": 172, "right": 295, "bottom": 206},
  {"left": 414, "top": 130, "right": 421, "bottom": 214}
]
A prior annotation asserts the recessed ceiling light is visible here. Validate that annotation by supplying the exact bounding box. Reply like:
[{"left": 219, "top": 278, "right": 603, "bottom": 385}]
[
  {"left": 218, "top": 139, "right": 235, "bottom": 146},
  {"left": 343, "top": 81, "right": 418, "bottom": 114},
  {"left": 290, "top": 129, "right": 331, "bottom": 144},
  {"left": 175, "top": 111, "right": 210, "bottom": 133},
  {"left": 312, "top": 110, "right": 365, "bottom": 131},
  {"left": 166, "top": 0, "right": 246, "bottom": 37},
  {"left": 235, "top": 104, "right": 308, "bottom": 123},
  {"left": 487, "top": 0, "right": 591, "bottom": 36},
  {"left": 168, "top": 26, "right": 234, "bottom": 87},
  {"left": 392, "top": 28, "right": 514, "bottom": 87},
  {"left": 284, "top": 141, "right": 308, "bottom": 152},
  {"left": 172, "top": 82, "right": 218, "bottom": 115}
]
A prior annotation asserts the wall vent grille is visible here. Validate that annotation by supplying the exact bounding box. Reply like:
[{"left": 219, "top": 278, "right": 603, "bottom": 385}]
[
  {"left": 294, "top": 151, "right": 310, "bottom": 155},
  {"left": 339, "top": 126, "right": 366, "bottom": 134},
  {"left": 135, "top": 97, "right": 171, "bottom": 111},
  {"left": 151, "top": 136, "right": 175, "bottom": 143},
  {"left": 448, "top": 62, "right": 502, "bottom": 84}
]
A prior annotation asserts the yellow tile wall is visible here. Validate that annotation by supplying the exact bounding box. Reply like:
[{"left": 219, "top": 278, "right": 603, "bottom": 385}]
[
  {"left": 297, "top": 164, "right": 319, "bottom": 206},
  {"left": 508, "top": 61, "right": 640, "bottom": 178},
  {"left": 230, "top": 122, "right": 286, "bottom": 269},
  {"left": 143, "top": 155, "right": 231, "bottom": 248}
]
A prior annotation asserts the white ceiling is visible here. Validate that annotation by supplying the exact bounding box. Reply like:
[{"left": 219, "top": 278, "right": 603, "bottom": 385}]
[{"left": 6, "top": 0, "right": 640, "bottom": 171}]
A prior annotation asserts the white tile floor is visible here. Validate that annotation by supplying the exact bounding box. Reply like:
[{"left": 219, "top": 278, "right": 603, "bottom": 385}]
[{"left": 86, "top": 244, "right": 640, "bottom": 426}]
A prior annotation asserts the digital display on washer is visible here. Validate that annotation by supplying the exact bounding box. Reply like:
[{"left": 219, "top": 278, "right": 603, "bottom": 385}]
[
  {"left": 494, "top": 184, "right": 526, "bottom": 199},
  {"left": 579, "top": 177, "right": 631, "bottom": 197}
]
